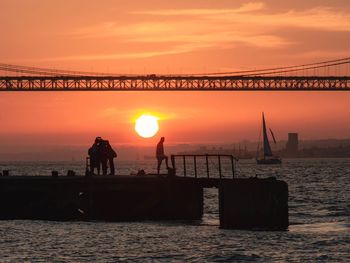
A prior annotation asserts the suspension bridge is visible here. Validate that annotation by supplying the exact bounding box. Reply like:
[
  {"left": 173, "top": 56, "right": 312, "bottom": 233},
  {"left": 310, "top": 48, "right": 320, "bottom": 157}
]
[{"left": 0, "top": 58, "right": 349, "bottom": 91}]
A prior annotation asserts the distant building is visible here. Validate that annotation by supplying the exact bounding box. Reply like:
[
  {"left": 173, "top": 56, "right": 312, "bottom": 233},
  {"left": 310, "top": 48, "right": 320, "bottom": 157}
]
[
  {"left": 199, "top": 146, "right": 207, "bottom": 151},
  {"left": 286, "top": 133, "right": 299, "bottom": 156}
]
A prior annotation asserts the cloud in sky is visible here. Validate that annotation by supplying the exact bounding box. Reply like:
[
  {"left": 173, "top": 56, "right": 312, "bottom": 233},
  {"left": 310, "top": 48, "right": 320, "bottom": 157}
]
[
  {"left": 5, "top": 1, "right": 349, "bottom": 69},
  {"left": 131, "top": 2, "right": 266, "bottom": 15},
  {"left": 61, "top": 2, "right": 350, "bottom": 62},
  {"left": 31, "top": 44, "right": 205, "bottom": 62}
]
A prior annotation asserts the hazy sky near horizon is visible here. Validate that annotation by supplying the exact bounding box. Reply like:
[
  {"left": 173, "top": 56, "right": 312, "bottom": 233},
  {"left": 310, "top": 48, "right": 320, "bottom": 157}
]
[{"left": 1, "top": 0, "right": 350, "bottom": 147}]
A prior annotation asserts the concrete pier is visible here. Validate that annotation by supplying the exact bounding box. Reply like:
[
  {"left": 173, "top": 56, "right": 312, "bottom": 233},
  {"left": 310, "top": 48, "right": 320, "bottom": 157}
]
[
  {"left": 219, "top": 177, "right": 288, "bottom": 230},
  {"left": 0, "top": 176, "right": 203, "bottom": 221},
  {"left": 0, "top": 175, "right": 288, "bottom": 230}
]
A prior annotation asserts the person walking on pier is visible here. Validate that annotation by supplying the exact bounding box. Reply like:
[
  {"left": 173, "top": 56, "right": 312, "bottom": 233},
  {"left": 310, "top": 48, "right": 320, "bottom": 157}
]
[
  {"left": 105, "top": 140, "right": 117, "bottom": 175},
  {"left": 156, "top": 137, "right": 169, "bottom": 174}
]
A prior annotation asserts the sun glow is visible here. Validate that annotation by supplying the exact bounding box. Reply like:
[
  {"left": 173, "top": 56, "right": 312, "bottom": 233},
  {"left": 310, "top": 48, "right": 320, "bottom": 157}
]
[{"left": 135, "top": 114, "right": 159, "bottom": 138}]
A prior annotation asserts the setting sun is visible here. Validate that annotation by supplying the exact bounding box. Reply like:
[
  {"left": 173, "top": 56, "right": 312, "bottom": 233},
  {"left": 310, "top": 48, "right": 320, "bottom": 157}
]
[{"left": 135, "top": 114, "right": 159, "bottom": 138}]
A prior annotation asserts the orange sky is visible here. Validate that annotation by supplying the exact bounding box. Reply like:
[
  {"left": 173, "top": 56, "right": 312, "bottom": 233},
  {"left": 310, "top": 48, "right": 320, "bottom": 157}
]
[{"left": 1, "top": 0, "right": 350, "bottom": 147}]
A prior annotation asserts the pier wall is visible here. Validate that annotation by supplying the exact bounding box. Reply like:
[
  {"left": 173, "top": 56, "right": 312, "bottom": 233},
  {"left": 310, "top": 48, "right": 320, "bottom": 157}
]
[
  {"left": 0, "top": 177, "right": 203, "bottom": 221},
  {"left": 219, "top": 178, "right": 288, "bottom": 230},
  {"left": 0, "top": 175, "right": 288, "bottom": 230}
]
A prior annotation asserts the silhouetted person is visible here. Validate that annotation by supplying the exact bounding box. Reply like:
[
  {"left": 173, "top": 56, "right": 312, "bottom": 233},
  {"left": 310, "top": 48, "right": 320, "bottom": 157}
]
[
  {"left": 105, "top": 140, "right": 117, "bottom": 175},
  {"left": 88, "top": 137, "right": 102, "bottom": 175},
  {"left": 99, "top": 140, "right": 109, "bottom": 175},
  {"left": 156, "top": 137, "right": 169, "bottom": 174}
]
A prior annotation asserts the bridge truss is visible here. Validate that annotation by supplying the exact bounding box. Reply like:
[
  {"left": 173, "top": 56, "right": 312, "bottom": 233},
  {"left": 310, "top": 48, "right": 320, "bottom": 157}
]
[
  {"left": 0, "top": 57, "right": 349, "bottom": 91},
  {"left": 0, "top": 75, "right": 349, "bottom": 91}
]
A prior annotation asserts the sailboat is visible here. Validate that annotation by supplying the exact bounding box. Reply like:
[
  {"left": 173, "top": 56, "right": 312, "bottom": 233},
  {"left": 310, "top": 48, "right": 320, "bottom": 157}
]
[{"left": 256, "top": 113, "right": 282, "bottom": 165}]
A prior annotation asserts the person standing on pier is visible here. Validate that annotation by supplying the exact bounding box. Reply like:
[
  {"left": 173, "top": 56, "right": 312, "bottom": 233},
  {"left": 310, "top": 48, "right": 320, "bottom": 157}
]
[
  {"left": 156, "top": 137, "right": 169, "bottom": 174},
  {"left": 105, "top": 140, "right": 117, "bottom": 175},
  {"left": 99, "top": 140, "right": 109, "bottom": 176},
  {"left": 88, "top": 137, "right": 102, "bottom": 175}
]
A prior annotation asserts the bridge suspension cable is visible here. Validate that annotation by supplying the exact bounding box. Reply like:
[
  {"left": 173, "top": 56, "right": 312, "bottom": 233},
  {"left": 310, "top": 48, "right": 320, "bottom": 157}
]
[
  {"left": 0, "top": 63, "right": 113, "bottom": 76},
  {"left": 190, "top": 57, "right": 350, "bottom": 76},
  {"left": 0, "top": 58, "right": 349, "bottom": 91},
  {"left": 240, "top": 59, "right": 350, "bottom": 77},
  {"left": 0, "top": 57, "right": 349, "bottom": 77}
]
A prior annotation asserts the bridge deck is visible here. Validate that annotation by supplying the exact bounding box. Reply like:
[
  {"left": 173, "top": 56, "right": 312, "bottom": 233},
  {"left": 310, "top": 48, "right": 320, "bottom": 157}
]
[{"left": 0, "top": 76, "right": 349, "bottom": 91}]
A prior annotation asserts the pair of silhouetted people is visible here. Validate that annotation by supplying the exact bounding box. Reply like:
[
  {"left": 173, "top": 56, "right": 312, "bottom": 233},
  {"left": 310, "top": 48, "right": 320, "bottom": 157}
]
[
  {"left": 89, "top": 136, "right": 168, "bottom": 175},
  {"left": 88, "top": 137, "right": 117, "bottom": 175},
  {"left": 156, "top": 137, "right": 169, "bottom": 174}
]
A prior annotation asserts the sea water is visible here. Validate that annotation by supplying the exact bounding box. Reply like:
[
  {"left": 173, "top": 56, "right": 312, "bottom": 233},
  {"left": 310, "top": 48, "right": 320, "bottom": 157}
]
[{"left": 0, "top": 159, "right": 349, "bottom": 262}]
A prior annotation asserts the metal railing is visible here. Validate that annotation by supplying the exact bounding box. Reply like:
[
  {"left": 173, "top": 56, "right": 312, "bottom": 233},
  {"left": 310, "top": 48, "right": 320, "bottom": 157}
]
[{"left": 171, "top": 154, "right": 237, "bottom": 179}]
